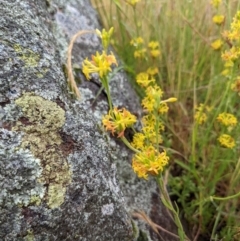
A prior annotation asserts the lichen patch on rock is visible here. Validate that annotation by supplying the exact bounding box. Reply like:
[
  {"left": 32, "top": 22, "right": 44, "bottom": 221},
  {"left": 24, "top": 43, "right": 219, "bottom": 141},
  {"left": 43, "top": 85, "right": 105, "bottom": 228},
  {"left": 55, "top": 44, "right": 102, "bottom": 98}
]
[
  {"left": 14, "top": 44, "right": 40, "bottom": 68},
  {"left": 13, "top": 92, "right": 72, "bottom": 208}
]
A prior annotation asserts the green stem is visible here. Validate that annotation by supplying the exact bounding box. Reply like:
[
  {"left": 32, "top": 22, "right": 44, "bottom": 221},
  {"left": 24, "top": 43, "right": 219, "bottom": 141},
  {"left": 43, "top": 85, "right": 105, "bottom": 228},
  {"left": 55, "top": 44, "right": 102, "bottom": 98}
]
[
  {"left": 153, "top": 96, "right": 161, "bottom": 150},
  {"left": 101, "top": 76, "right": 113, "bottom": 111},
  {"left": 133, "top": 7, "right": 139, "bottom": 36},
  {"left": 156, "top": 176, "right": 189, "bottom": 241},
  {"left": 210, "top": 202, "right": 224, "bottom": 240},
  {"left": 120, "top": 136, "right": 140, "bottom": 153},
  {"left": 209, "top": 191, "right": 240, "bottom": 201}
]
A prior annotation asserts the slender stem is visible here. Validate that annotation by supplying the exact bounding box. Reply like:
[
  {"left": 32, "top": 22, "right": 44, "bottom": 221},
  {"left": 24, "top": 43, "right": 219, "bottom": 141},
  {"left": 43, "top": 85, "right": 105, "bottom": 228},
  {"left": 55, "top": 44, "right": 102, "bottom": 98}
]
[
  {"left": 191, "top": 80, "right": 197, "bottom": 166},
  {"left": 209, "top": 191, "right": 240, "bottom": 201},
  {"left": 153, "top": 96, "right": 161, "bottom": 149},
  {"left": 210, "top": 202, "right": 224, "bottom": 240},
  {"left": 156, "top": 176, "right": 189, "bottom": 241},
  {"left": 102, "top": 76, "right": 113, "bottom": 111},
  {"left": 121, "top": 136, "right": 140, "bottom": 153},
  {"left": 67, "top": 30, "right": 95, "bottom": 98},
  {"left": 133, "top": 7, "right": 139, "bottom": 36}
]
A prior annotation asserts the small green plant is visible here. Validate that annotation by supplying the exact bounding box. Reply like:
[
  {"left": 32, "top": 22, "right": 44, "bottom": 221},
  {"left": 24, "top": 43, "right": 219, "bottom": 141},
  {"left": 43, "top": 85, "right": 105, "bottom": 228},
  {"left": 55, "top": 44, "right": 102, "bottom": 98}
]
[{"left": 85, "top": 27, "right": 189, "bottom": 240}]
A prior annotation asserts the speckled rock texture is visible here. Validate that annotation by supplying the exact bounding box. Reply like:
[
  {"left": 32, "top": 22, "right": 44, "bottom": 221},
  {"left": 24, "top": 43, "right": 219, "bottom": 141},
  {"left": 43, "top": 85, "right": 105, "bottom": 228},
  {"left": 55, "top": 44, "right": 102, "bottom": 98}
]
[{"left": 0, "top": 0, "right": 178, "bottom": 240}]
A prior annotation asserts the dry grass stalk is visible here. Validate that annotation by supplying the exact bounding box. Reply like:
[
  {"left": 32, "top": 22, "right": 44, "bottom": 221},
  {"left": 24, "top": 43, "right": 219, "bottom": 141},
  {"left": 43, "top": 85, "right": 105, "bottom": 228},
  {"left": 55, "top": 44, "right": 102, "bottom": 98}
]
[
  {"left": 67, "top": 30, "right": 95, "bottom": 98},
  {"left": 132, "top": 210, "right": 180, "bottom": 239}
]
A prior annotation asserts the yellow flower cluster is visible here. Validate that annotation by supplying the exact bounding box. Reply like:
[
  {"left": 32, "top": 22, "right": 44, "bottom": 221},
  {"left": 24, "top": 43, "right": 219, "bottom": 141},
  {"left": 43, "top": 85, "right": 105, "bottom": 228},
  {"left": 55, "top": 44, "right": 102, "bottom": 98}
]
[
  {"left": 217, "top": 112, "right": 237, "bottom": 127},
  {"left": 194, "top": 104, "right": 212, "bottom": 125},
  {"left": 82, "top": 51, "right": 117, "bottom": 80},
  {"left": 221, "top": 46, "right": 240, "bottom": 62},
  {"left": 142, "top": 85, "right": 164, "bottom": 112},
  {"left": 134, "top": 48, "right": 147, "bottom": 58},
  {"left": 130, "top": 67, "right": 177, "bottom": 179},
  {"left": 125, "top": 0, "right": 141, "bottom": 7},
  {"left": 130, "top": 38, "right": 161, "bottom": 59},
  {"left": 211, "top": 39, "right": 223, "bottom": 50},
  {"left": 148, "top": 41, "right": 161, "bottom": 58},
  {"left": 136, "top": 72, "right": 156, "bottom": 87},
  {"left": 212, "top": 15, "right": 225, "bottom": 25},
  {"left": 231, "top": 76, "right": 240, "bottom": 94},
  {"left": 130, "top": 37, "right": 146, "bottom": 59},
  {"left": 221, "top": 11, "right": 240, "bottom": 73},
  {"left": 147, "top": 67, "right": 159, "bottom": 76},
  {"left": 218, "top": 134, "right": 235, "bottom": 148},
  {"left": 132, "top": 147, "right": 169, "bottom": 179},
  {"left": 130, "top": 37, "right": 144, "bottom": 47},
  {"left": 131, "top": 114, "right": 164, "bottom": 151},
  {"left": 82, "top": 28, "right": 117, "bottom": 80},
  {"left": 102, "top": 107, "right": 137, "bottom": 137},
  {"left": 216, "top": 112, "right": 237, "bottom": 149},
  {"left": 227, "top": 11, "right": 240, "bottom": 41},
  {"left": 210, "top": 0, "right": 222, "bottom": 8},
  {"left": 96, "top": 27, "right": 114, "bottom": 51}
]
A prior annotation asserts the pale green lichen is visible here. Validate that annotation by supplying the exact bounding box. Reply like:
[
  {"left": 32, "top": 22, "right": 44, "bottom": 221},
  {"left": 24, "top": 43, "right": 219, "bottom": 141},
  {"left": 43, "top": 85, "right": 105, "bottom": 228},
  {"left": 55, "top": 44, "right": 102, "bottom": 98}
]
[
  {"left": 29, "top": 195, "right": 42, "bottom": 206},
  {"left": 36, "top": 67, "right": 49, "bottom": 78},
  {"left": 14, "top": 44, "right": 40, "bottom": 68},
  {"left": 14, "top": 93, "right": 72, "bottom": 208},
  {"left": 47, "top": 183, "right": 66, "bottom": 209},
  {"left": 0, "top": 130, "right": 45, "bottom": 207},
  {"left": 24, "top": 229, "right": 34, "bottom": 241}
]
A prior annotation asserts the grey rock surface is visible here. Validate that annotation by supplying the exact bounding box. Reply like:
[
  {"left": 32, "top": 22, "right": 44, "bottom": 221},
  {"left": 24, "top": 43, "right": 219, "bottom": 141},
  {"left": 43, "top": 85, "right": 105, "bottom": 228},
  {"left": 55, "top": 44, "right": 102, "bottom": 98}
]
[{"left": 0, "top": 0, "right": 178, "bottom": 240}]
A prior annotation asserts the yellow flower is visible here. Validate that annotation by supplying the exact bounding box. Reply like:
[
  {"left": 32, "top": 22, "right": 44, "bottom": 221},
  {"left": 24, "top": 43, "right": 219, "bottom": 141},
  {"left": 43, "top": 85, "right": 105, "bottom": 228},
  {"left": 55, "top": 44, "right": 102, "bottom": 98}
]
[
  {"left": 136, "top": 72, "right": 155, "bottom": 87},
  {"left": 142, "top": 114, "right": 165, "bottom": 131},
  {"left": 194, "top": 103, "right": 211, "bottom": 125},
  {"left": 211, "top": 39, "right": 223, "bottom": 50},
  {"left": 96, "top": 27, "right": 114, "bottom": 50},
  {"left": 141, "top": 115, "right": 164, "bottom": 146},
  {"left": 132, "top": 146, "right": 169, "bottom": 179},
  {"left": 227, "top": 11, "right": 240, "bottom": 41},
  {"left": 161, "top": 97, "right": 178, "bottom": 103},
  {"left": 132, "top": 114, "right": 165, "bottom": 150},
  {"left": 158, "top": 102, "right": 169, "bottom": 114},
  {"left": 148, "top": 41, "right": 161, "bottom": 58},
  {"left": 143, "top": 129, "right": 163, "bottom": 146},
  {"left": 131, "top": 133, "right": 145, "bottom": 150},
  {"left": 217, "top": 112, "right": 237, "bottom": 127},
  {"left": 102, "top": 107, "right": 137, "bottom": 137},
  {"left": 147, "top": 67, "right": 159, "bottom": 76},
  {"left": 82, "top": 51, "right": 117, "bottom": 80},
  {"left": 224, "top": 61, "right": 234, "bottom": 68},
  {"left": 125, "top": 0, "right": 141, "bottom": 6},
  {"left": 210, "top": 0, "right": 222, "bottom": 8},
  {"left": 132, "top": 160, "right": 148, "bottom": 179},
  {"left": 195, "top": 113, "right": 207, "bottom": 124},
  {"left": 212, "top": 15, "right": 225, "bottom": 25},
  {"left": 221, "top": 47, "right": 240, "bottom": 62},
  {"left": 130, "top": 37, "right": 144, "bottom": 47},
  {"left": 218, "top": 134, "right": 235, "bottom": 148},
  {"left": 221, "top": 68, "right": 230, "bottom": 76},
  {"left": 134, "top": 48, "right": 147, "bottom": 59},
  {"left": 150, "top": 49, "right": 161, "bottom": 58},
  {"left": 142, "top": 85, "right": 164, "bottom": 112},
  {"left": 148, "top": 41, "right": 159, "bottom": 49},
  {"left": 231, "top": 77, "right": 240, "bottom": 93}
]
